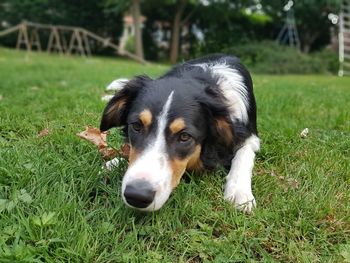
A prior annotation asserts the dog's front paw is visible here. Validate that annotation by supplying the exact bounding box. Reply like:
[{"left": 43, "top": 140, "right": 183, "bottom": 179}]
[{"left": 224, "top": 185, "right": 256, "bottom": 213}]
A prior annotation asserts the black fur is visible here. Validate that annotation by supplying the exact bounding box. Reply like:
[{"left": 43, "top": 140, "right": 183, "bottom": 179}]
[{"left": 100, "top": 55, "right": 258, "bottom": 170}]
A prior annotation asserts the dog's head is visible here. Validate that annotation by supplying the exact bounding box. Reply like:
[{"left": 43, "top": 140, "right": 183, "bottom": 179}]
[{"left": 100, "top": 74, "right": 234, "bottom": 211}]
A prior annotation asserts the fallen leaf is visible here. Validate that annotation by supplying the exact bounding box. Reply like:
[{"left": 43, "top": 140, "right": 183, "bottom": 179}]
[
  {"left": 325, "top": 214, "right": 336, "bottom": 223},
  {"left": 277, "top": 176, "right": 299, "bottom": 191},
  {"left": 99, "top": 147, "right": 118, "bottom": 160},
  {"left": 38, "top": 128, "right": 50, "bottom": 138},
  {"left": 30, "top": 86, "right": 39, "bottom": 91},
  {"left": 288, "top": 178, "right": 300, "bottom": 189},
  {"left": 77, "top": 126, "right": 129, "bottom": 161},
  {"left": 0, "top": 95, "right": 3, "bottom": 100},
  {"left": 300, "top": 128, "right": 309, "bottom": 138},
  {"left": 77, "top": 126, "right": 108, "bottom": 149}
]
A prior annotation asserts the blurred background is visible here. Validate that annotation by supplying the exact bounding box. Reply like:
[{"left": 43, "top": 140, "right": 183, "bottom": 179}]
[{"left": 0, "top": 0, "right": 346, "bottom": 74}]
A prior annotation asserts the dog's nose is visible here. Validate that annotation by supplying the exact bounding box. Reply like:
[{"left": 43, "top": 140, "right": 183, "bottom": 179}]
[{"left": 124, "top": 180, "right": 155, "bottom": 208}]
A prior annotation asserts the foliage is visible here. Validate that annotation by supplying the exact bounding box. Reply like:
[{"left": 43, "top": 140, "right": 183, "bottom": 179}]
[
  {"left": 223, "top": 41, "right": 338, "bottom": 74},
  {"left": 312, "top": 48, "right": 339, "bottom": 74},
  {"left": 0, "top": 0, "right": 342, "bottom": 61},
  {"left": 260, "top": 0, "right": 341, "bottom": 52},
  {"left": 192, "top": 1, "right": 276, "bottom": 55},
  {"left": 0, "top": 48, "right": 350, "bottom": 261},
  {"left": 141, "top": 0, "right": 200, "bottom": 61}
]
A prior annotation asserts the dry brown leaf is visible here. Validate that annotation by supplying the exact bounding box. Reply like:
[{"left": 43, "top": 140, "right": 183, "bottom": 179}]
[
  {"left": 38, "top": 128, "right": 50, "bottom": 138},
  {"left": 77, "top": 126, "right": 129, "bottom": 161},
  {"left": 99, "top": 144, "right": 129, "bottom": 160},
  {"left": 77, "top": 126, "right": 108, "bottom": 149},
  {"left": 277, "top": 176, "right": 300, "bottom": 192},
  {"left": 99, "top": 147, "right": 118, "bottom": 160},
  {"left": 288, "top": 178, "right": 300, "bottom": 189}
]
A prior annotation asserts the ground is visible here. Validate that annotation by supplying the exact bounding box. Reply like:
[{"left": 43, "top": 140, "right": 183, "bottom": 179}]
[{"left": 0, "top": 48, "right": 349, "bottom": 262}]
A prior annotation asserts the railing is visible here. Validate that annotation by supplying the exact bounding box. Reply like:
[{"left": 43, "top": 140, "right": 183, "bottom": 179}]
[
  {"left": 339, "top": 0, "right": 350, "bottom": 76},
  {"left": 0, "top": 21, "right": 148, "bottom": 64}
]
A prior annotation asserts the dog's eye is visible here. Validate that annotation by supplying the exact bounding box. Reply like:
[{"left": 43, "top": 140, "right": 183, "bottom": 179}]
[
  {"left": 178, "top": 132, "right": 192, "bottom": 142},
  {"left": 131, "top": 122, "right": 143, "bottom": 132}
]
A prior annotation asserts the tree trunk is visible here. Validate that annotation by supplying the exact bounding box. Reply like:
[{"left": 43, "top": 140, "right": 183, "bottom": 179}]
[
  {"left": 170, "top": 0, "right": 186, "bottom": 64},
  {"left": 301, "top": 31, "right": 319, "bottom": 53},
  {"left": 131, "top": 0, "right": 144, "bottom": 59}
]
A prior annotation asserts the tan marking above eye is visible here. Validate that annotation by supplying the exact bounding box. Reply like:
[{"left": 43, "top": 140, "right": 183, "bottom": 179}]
[
  {"left": 169, "top": 118, "right": 186, "bottom": 134},
  {"left": 170, "top": 145, "right": 202, "bottom": 189},
  {"left": 139, "top": 109, "right": 153, "bottom": 128}
]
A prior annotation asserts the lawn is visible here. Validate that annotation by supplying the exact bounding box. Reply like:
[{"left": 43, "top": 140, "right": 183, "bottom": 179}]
[{"left": 0, "top": 47, "right": 349, "bottom": 262}]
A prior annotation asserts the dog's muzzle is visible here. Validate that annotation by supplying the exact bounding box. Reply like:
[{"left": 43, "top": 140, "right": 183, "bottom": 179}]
[{"left": 123, "top": 179, "right": 156, "bottom": 208}]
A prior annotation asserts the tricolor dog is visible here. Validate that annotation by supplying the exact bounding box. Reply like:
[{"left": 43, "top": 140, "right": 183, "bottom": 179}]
[{"left": 100, "top": 54, "right": 260, "bottom": 213}]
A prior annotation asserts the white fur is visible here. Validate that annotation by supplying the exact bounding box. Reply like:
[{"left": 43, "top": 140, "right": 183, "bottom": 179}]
[
  {"left": 102, "top": 78, "right": 129, "bottom": 101},
  {"left": 224, "top": 135, "right": 260, "bottom": 213},
  {"left": 106, "top": 78, "right": 129, "bottom": 91},
  {"left": 121, "top": 92, "right": 174, "bottom": 211},
  {"left": 101, "top": 95, "right": 114, "bottom": 102},
  {"left": 195, "top": 63, "right": 249, "bottom": 123}
]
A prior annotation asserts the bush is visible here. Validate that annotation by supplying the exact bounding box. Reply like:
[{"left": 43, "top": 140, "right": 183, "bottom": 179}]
[
  {"left": 312, "top": 48, "right": 339, "bottom": 74},
  {"left": 222, "top": 41, "right": 338, "bottom": 74}
]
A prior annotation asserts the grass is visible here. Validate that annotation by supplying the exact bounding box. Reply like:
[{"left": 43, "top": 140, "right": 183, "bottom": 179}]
[{"left": 0, "top": 47, "right": 349, "bottom": 262}]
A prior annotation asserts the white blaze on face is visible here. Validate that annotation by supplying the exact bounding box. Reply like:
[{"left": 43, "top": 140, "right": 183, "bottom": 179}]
[{"left": 121, "top": 91, "right": 174, "bottom": 211}]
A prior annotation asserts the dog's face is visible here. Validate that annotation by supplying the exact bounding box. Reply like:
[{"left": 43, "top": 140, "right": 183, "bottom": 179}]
[{"left": 100, "top": 75, "right": 233, "bottom": 211}]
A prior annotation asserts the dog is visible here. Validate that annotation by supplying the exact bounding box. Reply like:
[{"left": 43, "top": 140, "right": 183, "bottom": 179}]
[{"left": 100, "top": 54, "right": 260, "bottom": 213}]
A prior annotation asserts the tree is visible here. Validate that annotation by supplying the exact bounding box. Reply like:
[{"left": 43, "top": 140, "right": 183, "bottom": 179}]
[
  {"left": 1, "top": 0, "right": 340, "bottom": 60},
  {"left": 142, "top": 0, "right": 199, "bottom": 63},
  {"left": 103, "top": 0, "right": 144, "bottom": 59},
  {"left": 131, "top": 0, "right": 144, "bottom": 59},
  {"left": 192, "top": 1, "right": 272, "bottom": 55},
  {"left": 170, "top": 0, "right": 187, "bottom": 63},
  {"left": 261, "top": 0, "right": 341, "bottom": 53},
  {"left": 295, "top": 0, "right": 340, "bottom": 52},
  {"left": 107, "top": 0, "right": 145, "bottom": 59}
]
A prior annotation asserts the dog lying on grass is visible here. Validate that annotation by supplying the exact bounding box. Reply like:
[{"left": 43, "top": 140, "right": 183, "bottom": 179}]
[{"left": 100, "top": 54, "right": 260, "bottom": 213}]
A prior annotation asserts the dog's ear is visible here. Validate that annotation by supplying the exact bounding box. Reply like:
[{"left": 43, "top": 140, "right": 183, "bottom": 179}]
[
  {"left": 199, "top": 87, "right": 234, "bottom": 146},
  {"left": 197, "top": 88, "right": 236, "bottom": 169},
  {"left": 100, "top": 76, "right": 151, "bottom": 131},
  {"left": 213, "top": 117, "right": 234, "bottom": 145}
]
